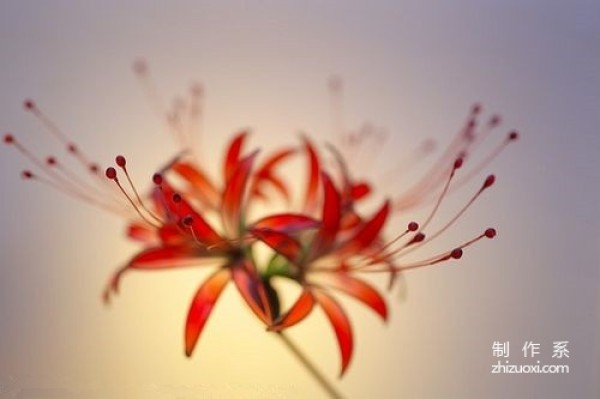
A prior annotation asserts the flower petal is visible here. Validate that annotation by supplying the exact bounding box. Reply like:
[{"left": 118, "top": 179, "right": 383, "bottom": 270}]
[
  {"left": 185, "top": 268, "right": 230, "bottom": 356},
  {"left": 335, "top": 200, "right": 390, "bottom": 256},
  {"left": 102, "top": 245, "right": 219, "bottom": 304},
  {"left": 127, "top": 223, "right": 158, "bottom": 244},
  {"left": 313, "top": 290, "right": 354, "bottom": 376},
  {"left": 250, "top": 228, "right": 303, "bottom": 264},
  {"left": 251, "top": 213, "right": 320, "bottom": 233},
  {"left": 160, "top": 181, "right": 224, "bottom": 247},
  {"left": 350, "top": 181, "right": 371, "bottom": 201},
  {"left": 311, "top": 173, "right": 341, "bottom": 257},
  {"left": 271, "top": 290, "right": 315, "bottom": 330},
  {"left": 231, "top": 262, "right": 273, "bottom": 325},
  {"left": 251, "top": 148, "right": 296, "bottom": 203},
  {"left": 325, "top": 274, "right": 388, "bottom": 321},
  {"left": 224, "top": 131, "right": 248, "bottom": 182},
  {"left": 302, "top": 137, "right": 321, "bottom": 213},
  {"left": 171, "top": 161, "right": 220, "bottom": 208},
  {"left": 221, "top": 150, "right": 258, "bottom": 237}
]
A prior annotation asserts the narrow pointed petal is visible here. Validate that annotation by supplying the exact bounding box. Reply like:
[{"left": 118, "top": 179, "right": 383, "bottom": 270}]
[
  {"left": 160, "top": 182, "right": 224, "bottom": 247},
  {"left": 224, "top": 131, "right": 248, "bottom": 182},
  {"left": 251, "top": 147, "right": 296, "bottom": 201},
  {"left": 222, "top": 151, "right": 258, "bottom": 237},
  {"left": 250, "top": 228, "right": 303, "bottom": 264},
  {"left": 127, "top": 223, "right": 158, "bottom": 244},
  {"left": 313, "top": 291, "right": 354, "bottom": 376},
  {"left": 185, "top": 268, "right": 230, "bottom": 356},
  {"left": 271, "top": 290, "right": 315, "bottom": 330},
  {"left": 335, "top": 201, "right": 390, "bottom": 256},
  {"left": 326, "top": 274, "right": 388, "bottom": 320},
  {"left": 302, "top": 137, "right": 321, "bottom": 213},
  {"left": 312, "top": 173, "right": 341, "bottom": 256},
  {"left": 172, "top": 161, "right": 220, "bottom": 208},
  {"left": 350, "top": 181, "right": 371, "bottom": 201},
  {"left": 231, "top": 264, "right": 273, "bottom": 324},
  {"left": 252, "top": 173, "right": 291, "bottom": 203},
  {"left": 251, "top": 213, "right": 320, "bottom": 233},
  {"left": 129, "top": 245, "right": 202, "bottom": 268}
]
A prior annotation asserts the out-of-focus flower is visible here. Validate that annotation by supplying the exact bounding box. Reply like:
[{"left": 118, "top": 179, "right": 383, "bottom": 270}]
[{"left": 3, "top": 62, "right": 518, "bottom": 386}]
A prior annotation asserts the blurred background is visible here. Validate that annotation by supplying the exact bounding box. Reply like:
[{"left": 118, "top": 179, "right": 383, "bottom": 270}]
[{"left": 1, "top": 1, "right": 599, "bottom": 398}]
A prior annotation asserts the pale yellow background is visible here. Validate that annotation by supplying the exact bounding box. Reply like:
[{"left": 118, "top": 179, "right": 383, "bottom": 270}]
[{"left": 1, "top": 1, "right": 599, "bottom": 398}]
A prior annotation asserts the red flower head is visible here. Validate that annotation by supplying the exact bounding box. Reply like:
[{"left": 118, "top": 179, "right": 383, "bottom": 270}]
[{"left": 3, "top": 62, "right": 518, "bottom": 391}]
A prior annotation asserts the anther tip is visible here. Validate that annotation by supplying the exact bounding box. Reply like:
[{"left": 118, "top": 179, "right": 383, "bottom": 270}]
[
  {"left": 115, "top": 155, "right": 126, "bottom": 167},
  {"left": 451, "top": 248, "right": 463, "bottom": 259},
  {"left": 152, "top": 173, "right": 163, "bottom": 185},
  {"left": 105, "top": 167, "right": 117, "bottom": 180},
  {"left": 485, "top": 228, "right": 497, "bottom": 239},
  {"left": 23, "top": 99, "right": 35, "bottom": 110},
  {"left": 483, "top": 174, "right": 496, "bottom": 189}
]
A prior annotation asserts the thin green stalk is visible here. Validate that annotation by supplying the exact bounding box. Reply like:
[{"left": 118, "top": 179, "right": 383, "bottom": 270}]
[{"left": 276, "top": 331, "right": 345, "bottom": 399}]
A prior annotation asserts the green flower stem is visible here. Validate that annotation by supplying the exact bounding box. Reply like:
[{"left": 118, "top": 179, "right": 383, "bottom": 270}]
[{"left": 276, "top": 331, "right": 345, "bottom": 399}]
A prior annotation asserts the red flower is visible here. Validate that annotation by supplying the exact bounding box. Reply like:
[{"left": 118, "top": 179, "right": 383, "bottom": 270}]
[{"left": 3, "top": 63, "right": 518, "bottom": 383}]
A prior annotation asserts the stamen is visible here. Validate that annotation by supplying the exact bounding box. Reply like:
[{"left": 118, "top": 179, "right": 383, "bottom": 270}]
[
  {"left": 105, "top": 166, "right": 161, "bottom": 228},
  {"left": 114, "top": 155, "right": 163, "bottom": 224}
]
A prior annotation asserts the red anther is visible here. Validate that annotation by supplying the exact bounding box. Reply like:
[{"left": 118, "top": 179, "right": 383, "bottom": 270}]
[
  {"left": 489, "top": 115, "right": 501, "bottom": 126},
  {"left": 172, "top": 193, "right": 182, "bottom": 203},
  {"left": 467, "top": 119, "right": 476, "bottom": 130},
  {"left": 152, "top": 173, "right": 163, "bottom": 185},
  {"left": 3, "top": 133, "right": 14, "bottom": 144},
  {"left": 133, "top": 58, "right": 147, "bottom": 75},
  {"left": 182, "top": 215, "right": 194, "bottom": 226},
  {"left": 483, "top": 174, "right": 496, "bottom": 189},
  {"left": 454, "top": 158, "right": 464, "bottom": 170},
  {"left": 22, "top": 170, "right": 33, "bottom": 179},
  {"left": 115, "top": 155, "right": 126, "bottom": 167},
  {"left": 46, "top": 156, "right": 57, "bottom": 166},
  {"left": 68, "top": 143, "right": 77, "bottom": 153},
  {"left": 410, "top": 232, "right": 425, "bottom": 244},
  {"left": 471, "top": 103, "right": 481, "bottom": 114},
  {"left": 408, "top": 221, "right": 419, "bottom": 232},
  {"left": 509, "top": 131, "right": 519, "bottom": 141},
  {"left": 105, "top": 167, "right": 117, "bottom": 180},
  {"left": 485, "top": 228, "right": 497, "bottom": 239},
  {"left": 89, "top": 164, "right": 99, "bottom": 173},
  {"left": 451, "top": 248, "right": 463, "bottom": 259},
  {"left": 23, "top": 99, "right": 35, "bottom": 110}
]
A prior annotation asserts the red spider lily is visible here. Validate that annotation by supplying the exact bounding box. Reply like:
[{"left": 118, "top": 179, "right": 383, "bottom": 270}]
[{"left": 3, "top": 63, "right": 518, "bottom": 386}]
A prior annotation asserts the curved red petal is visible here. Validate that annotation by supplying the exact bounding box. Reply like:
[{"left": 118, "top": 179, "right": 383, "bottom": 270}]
[
  {"left": 185, "top": 268, "right": 230, "bottom": 356},
  {"left": 224, "top": 131, "right": 248, "bottom": 182},
  {"left": 252, "top": 173, "right": 291, "bottom": 203},
  {"left": 302, "top": 137, "right": 321, "bottom": 213},
  {"left": 313, "top": 290, "right": 354, "bottom": 376},
  {"left": 350, "top": 181, "right": 371, "bottom": 201},
  {"left": 326, "top": 274, "right": 388, "bottom": 321},
  {"left": 130, "top": 245, "right": 202, "bottom": 268},
  {"left": 222, "top": 151, "right": 258, "bottom": 237},
  {"left": 251, "top": 213, "right": 320, "bottom": 233},
  {"left": 250, "top": 228, "right": 303, "bottom": 264},
  {"left": 335, "top": 200, "right": 390, "bottom": 256},
  {"left": 271, "top": 290, "right": 315, "bottom": 330},
  {"left": 231, "top": 264, "right": 273, "bottom": 324},
  {"left": 312, "top": 173, "right": 341, "bottom": 256},
  {"left": 160, "top": 181, "right": 224, "bottom": 247},
  {"left": 127, "top": 223, "right": 158, "bottom": 244},
  {"left": 171, "top": 161, "right": 220, "bottom": 208}
]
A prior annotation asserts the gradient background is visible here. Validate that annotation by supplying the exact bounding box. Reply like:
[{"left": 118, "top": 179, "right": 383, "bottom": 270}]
[{"left": 1, "top": 1, "right": 599, "bottom": 398}]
